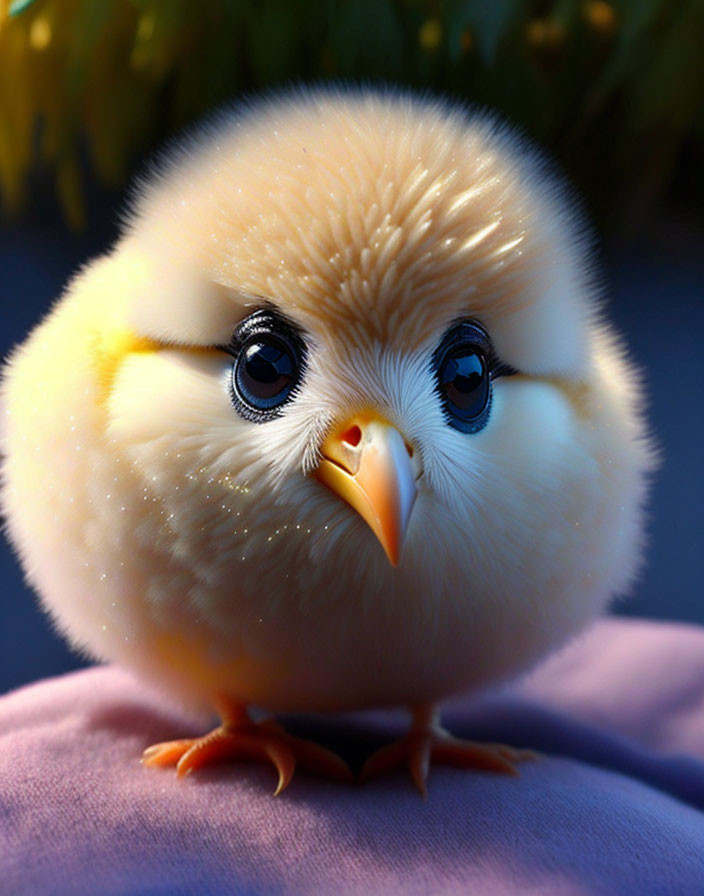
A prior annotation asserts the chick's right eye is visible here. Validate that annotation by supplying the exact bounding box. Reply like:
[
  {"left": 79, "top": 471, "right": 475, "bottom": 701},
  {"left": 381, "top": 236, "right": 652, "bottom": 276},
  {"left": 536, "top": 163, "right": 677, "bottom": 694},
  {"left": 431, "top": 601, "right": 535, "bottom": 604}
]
[
  {"left": 227, "top": 308, "right": 306, "bottom": 423},
  {"left": 235, "top": 338, "right": 296, "bottom": 408}
]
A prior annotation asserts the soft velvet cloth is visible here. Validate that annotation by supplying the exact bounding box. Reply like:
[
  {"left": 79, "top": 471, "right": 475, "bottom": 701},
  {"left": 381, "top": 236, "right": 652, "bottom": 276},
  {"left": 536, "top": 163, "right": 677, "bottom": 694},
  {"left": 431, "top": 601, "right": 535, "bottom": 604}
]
[{"left": 2, "top": 618, "right": 704, "bottom": 895}]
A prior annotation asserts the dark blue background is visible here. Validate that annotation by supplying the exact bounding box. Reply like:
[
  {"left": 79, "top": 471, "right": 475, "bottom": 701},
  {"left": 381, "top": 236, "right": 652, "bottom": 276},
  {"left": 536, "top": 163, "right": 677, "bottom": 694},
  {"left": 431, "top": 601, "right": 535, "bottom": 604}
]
[{"left": 1, "top": 191, "right": 702, "bottom": 696}]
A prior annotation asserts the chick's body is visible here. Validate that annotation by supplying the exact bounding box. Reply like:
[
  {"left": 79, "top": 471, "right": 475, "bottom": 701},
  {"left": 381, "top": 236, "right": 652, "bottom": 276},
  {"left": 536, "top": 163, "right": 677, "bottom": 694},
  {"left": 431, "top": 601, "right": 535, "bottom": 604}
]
[{"left": 2, "top": 92, "right": 650, "bottom": 781}]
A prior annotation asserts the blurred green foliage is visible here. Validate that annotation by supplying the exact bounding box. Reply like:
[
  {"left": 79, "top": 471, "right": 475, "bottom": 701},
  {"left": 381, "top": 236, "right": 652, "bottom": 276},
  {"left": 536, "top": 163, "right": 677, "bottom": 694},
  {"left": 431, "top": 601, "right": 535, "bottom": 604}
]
[{"left": 0, "top": 0, "right": 702, "bottom": 231}]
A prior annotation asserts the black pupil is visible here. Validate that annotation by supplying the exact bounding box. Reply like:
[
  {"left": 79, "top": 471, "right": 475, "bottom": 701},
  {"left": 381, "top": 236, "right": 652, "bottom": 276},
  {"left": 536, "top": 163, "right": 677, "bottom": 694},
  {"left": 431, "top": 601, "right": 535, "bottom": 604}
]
[
  {"left": 240, "top": 339, "right": 293, "bottom": 399},
  {"left": 440, "top": 347, "right": 488, "bottom": 417}
]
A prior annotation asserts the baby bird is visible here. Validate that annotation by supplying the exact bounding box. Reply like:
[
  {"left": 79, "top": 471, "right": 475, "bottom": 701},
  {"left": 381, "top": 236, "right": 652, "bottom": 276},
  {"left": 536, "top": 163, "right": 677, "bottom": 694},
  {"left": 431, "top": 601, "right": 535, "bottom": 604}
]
[{"left": 1, "top": 89, "right": 651, "bottom": 795}]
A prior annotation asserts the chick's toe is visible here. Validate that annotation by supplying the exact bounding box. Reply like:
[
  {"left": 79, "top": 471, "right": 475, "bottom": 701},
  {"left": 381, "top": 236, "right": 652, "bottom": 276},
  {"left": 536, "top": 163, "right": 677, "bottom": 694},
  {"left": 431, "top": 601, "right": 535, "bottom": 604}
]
[
  {"left": 142, "top": 699, "right": 352, "bottom": 795},
  {"left": 360, "top": 704, "right": 537, "bottom": 798}
]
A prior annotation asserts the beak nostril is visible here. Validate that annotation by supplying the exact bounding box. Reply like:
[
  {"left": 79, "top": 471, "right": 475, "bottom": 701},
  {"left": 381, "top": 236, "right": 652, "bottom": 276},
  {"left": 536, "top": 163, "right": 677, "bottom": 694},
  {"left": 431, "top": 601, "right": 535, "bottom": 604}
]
[{"left": 341, "top": 425, "right": 362, "bottom": 448}]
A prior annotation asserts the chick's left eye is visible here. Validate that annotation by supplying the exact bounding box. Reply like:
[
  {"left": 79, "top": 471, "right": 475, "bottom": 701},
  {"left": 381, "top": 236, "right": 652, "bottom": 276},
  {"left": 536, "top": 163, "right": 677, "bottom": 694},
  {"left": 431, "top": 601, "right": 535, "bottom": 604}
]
[
  {"left": 433, "top": 321, "right": 496, "bottom": 434},
  {"left": 439, "top": 347, "right": 488, "bottom": 419}
]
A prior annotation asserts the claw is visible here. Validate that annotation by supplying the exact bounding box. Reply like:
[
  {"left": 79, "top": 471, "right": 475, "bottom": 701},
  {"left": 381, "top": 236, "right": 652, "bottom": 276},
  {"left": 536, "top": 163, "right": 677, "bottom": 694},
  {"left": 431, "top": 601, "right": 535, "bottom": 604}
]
[
  {"left": 142, "top": 739, "right": 194, "bottom": 766},
  {"left": 262, "top": 739, "right": 296, "bottom": 796},
  {"left": 142, "top": 699, "right": 352, "bottom": 794},
  {"left": 360, "top": 705, "right": 536, "bottom": 797}
]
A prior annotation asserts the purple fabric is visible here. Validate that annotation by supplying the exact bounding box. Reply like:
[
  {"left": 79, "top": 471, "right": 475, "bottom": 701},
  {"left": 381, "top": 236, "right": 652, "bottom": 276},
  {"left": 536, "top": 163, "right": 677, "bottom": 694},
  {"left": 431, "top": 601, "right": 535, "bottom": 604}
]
[{"left": 2, "top": 618, "right": 704, "bottom": 895}]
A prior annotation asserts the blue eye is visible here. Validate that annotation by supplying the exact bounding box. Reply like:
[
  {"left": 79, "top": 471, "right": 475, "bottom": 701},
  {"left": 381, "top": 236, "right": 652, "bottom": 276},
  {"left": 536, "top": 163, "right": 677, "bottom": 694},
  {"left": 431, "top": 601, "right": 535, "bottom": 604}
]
[
  {"left": 437, "top": 345, "right": 490, "bottom": 429},
  {"left": 433, "top": 321, "right": 513, "bottom": 434},
  {"left": 236, "top": 338, "right": 296, "bottom": 408},
  {"left": 228, "top": 309, "right": 306, "bottom": 422}
]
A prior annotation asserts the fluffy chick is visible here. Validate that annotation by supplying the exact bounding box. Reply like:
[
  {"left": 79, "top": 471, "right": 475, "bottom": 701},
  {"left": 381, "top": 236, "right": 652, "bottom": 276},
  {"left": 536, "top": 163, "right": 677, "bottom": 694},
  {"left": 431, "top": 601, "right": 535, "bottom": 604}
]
[{"left": 1, "top": 89, "right": 652, "bottom": 795}]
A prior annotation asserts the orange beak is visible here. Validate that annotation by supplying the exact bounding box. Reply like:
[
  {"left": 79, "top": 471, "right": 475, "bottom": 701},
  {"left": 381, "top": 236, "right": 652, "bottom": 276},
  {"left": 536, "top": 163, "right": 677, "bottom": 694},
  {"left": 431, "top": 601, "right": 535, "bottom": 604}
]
[{"left": 313, "top": 413, "right": 419, "bottom": 567}]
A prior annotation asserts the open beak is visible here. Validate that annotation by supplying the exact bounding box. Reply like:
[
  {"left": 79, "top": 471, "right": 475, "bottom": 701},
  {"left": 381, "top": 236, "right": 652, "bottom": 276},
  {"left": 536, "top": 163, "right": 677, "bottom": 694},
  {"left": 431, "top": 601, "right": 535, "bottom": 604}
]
[{"left": 312, "top": 413, "right": 419, "bottom": 567}]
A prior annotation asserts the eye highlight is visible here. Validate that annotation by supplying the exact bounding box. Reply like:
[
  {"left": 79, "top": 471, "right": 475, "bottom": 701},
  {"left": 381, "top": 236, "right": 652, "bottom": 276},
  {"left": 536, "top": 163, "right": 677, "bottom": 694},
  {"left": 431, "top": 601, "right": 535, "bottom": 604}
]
[
  {"left": 432, "top": 320, "right": 515, "bottom": 434},
  {"left": 226, "top": 308, "right": 307, "bottom": 423}
]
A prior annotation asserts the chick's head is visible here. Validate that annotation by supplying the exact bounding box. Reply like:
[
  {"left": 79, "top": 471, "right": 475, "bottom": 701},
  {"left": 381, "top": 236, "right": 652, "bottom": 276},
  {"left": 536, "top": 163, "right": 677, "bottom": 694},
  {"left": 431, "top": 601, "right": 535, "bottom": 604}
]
[{"left": 1, "top": 91, "right": 652, "bottom": 712}]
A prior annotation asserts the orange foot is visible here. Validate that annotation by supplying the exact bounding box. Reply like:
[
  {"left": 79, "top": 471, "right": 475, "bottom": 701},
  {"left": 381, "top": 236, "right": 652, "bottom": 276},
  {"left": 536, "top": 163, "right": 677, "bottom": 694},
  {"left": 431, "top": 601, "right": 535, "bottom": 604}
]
[
  {"left": 360, "top": 704, "right": 537, "bottom": 798},
  {"left": 142, "top": 696, "right": 353, "bottom": 795}
]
